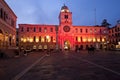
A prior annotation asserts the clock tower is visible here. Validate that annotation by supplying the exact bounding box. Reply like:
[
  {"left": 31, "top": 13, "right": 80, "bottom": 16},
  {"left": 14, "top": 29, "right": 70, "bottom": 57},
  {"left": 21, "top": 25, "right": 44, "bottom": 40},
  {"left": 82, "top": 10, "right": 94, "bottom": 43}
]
[
  {"left": 58, "top": 4, "right": 74, "bottom": 50},
  {"left": 59, "top": 4, "right": 72, "bottom": 25}
]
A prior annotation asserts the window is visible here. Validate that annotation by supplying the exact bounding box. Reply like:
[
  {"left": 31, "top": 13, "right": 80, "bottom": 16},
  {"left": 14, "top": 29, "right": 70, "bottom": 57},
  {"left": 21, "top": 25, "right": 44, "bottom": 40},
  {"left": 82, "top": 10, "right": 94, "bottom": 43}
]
[
  {"left": 0, "top": 8, "right": 3, "bottom": 18},
  {"left": 27, "top": 27, "right": 29, "bottom": 32},
  {"left": 34, "top": 27, "right": 36, "bottom": 32},
  {"left": 64, "top": 15, "right": 68, "bottom": 19},
  {"left": 50, "top": 28, "right": 53, "bottom": 32},
  {"left": 76, "top": 28, "right": 78, "bottom": 33},
  {"left": 86, "top": 29, "right": 88, "bottom": 33},
  {"left": 44, "top": 28, "right": 47, "bottom": 33},
  {"left": 94, "top": 29, "right": 97, "bottom": 33},
  {"left": 11, "top": 19, "right": 14, "bottom": 26},
  {"left": 90, "top": 29, "right": 92, "bottom": 33},
  {"left": 39, "top": 27, "right": 41, "bottom": 32},
  {"left": 21, "top": 27, "right": 24, "bottom": 32},
  {"left": 80, "top": 29, "right": 82, "bottom": 33}
]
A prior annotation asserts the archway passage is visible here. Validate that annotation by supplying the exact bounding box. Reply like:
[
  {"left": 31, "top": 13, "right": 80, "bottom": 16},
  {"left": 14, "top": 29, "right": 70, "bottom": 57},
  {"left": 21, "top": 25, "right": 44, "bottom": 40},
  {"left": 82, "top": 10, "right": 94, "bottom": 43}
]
[
  {"left": 0, "top": 29, "right": 4, "bottom": 48},
  {"left": 64, "top": 40, "right": 70, "bottom": 50}
]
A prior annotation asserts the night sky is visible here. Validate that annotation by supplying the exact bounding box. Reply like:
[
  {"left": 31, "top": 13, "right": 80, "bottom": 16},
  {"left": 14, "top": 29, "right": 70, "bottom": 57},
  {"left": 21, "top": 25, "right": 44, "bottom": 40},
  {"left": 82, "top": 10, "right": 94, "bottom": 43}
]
[{"left": 5, "top": 0, "right": 120, "bottom": 27}]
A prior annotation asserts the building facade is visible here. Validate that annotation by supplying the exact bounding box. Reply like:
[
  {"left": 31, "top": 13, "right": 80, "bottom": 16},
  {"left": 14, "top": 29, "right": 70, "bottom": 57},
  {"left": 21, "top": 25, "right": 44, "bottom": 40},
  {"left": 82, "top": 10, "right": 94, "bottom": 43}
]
[
  {"left": 109, "top": 24, "right": 120, "bottom": 49},
  {"left": 0, "top": 0, "right": 17, "bottom": 49},
  {"left": 19, "top": 5, "right": 108, "bottom": 51}
]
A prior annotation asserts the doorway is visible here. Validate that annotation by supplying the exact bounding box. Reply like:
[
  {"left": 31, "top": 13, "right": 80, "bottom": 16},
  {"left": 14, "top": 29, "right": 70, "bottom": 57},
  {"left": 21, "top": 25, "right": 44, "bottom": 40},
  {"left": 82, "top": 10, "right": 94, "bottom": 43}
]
[{"left": 64, "top": 40, "right": 70, "bottom": 50}]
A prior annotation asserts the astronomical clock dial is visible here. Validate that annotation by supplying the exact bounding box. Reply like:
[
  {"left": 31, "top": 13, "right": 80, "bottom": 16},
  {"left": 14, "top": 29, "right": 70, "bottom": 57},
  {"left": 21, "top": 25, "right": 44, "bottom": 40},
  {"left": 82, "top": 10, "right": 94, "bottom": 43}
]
[{"left": 63, "top": 26, "right": 70, "bottom": 32}]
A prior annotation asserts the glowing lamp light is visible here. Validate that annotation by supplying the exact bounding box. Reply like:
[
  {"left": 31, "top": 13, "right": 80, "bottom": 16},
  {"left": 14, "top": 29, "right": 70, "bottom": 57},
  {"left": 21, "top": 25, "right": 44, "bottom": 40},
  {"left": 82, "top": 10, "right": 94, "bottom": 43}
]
[
  {"left": 93, "top": 38, "right": 96, "bottom": 42},
  {"left": 23, "top": 38, "right": 26, "bottom": 42},
  {"left": 118, "top": 42, "right": 120, "bottom": 45},
  {"left": 41, "top": 37, "right": 44, "bottom": 42},
  {"left": 29, "top": 38, "right": 33, "bottom": 42},
  {"left": 83, "top": 38, "right": 86, "bottom": 42},
  {"left": 88, "top": 38, "right": 92, "bottom": 42},
  {"left": 61, "top": 9, "right": 64, "bottom": 12},
  {"left": 102, "top": 38, "right": 105, "bottom": 42},
  {"left": 46, "top": 35, "right": 50, "bottom": 42},
  {"left": 5, "top": 36, "right": 8, "bottom": 41},
  {"left": 27, "top": 37, "right": 30, "bottom": 41},
  {"left": 21, "top": 38, "right": 24, "bottom": 41},
  {"left": 97, "top": 38, "right": 100, "bottom": 42},
  {"left": 46, "top": 35, "right": 50, "bottom": 39},
  {"left": 78, "top": 37, "right": 81, "bottom": 42},
  {"left": 36, "top": 38, "right": 39, "bottom": 42}
]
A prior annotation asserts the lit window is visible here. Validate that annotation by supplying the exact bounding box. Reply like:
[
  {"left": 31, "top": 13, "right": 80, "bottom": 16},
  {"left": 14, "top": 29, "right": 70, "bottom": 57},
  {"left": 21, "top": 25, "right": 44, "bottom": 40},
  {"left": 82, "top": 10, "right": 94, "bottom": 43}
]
[
  {"left": 41, "top": 37, "right": 44, "bottom": 42},
  {"left": 88, "top": 38, "right": 92, "bottom": 42},
  {"left": 23, "top": 38, "right": 26, "bottom": 42},
  {"left": 46, "top": 35, "right": 50, "bottom": 42},
  {"left": 83, "top": 38, "right": 86, "bottom": 42},
  {"left": 36, "top": 38, "right": 39, "bottom": 42},
  {"left": 93, "top": 38, "right": 96, "bottom": 42},
  {"left": 21, "top": 38, "right": 24, "bottom": 42},
  {"left": 90, "top": 29, "right": 92, "bottom": 33},
  {"left": 102, "top": 38, "right": 105, "bottom": 42},
  {"left": 29, "top": 38, "right": 33, "bottom": 42},
  {"left": 97, "top": 38, "right": 100, "bottom": 42},
  {"left": 27, "top": 37, "right": 30, "bottom": 41},
  {"left": 44, "top": 28, "right": 47, "bottom": 33},
  {"left": 78, "top": 37, "right": 81, "bottom": 42}
]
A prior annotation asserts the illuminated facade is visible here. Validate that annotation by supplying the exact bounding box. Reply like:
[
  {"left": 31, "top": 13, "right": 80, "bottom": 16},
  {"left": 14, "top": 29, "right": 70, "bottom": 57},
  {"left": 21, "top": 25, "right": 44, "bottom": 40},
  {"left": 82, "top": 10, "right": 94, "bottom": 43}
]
[
  {"left": 0, "top": 0, "right": 17, "bottom": 49},
  {"left": 19, "top": 5, "right": 108, "bottom": 50},
  {"left": 109, "top": 24, "right": 120, "bottom": 49}
]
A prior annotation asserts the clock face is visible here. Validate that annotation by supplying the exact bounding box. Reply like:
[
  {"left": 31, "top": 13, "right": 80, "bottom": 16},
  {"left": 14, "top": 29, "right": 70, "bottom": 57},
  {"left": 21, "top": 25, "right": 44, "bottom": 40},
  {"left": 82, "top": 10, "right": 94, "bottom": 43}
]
[{"left": 63, "top": 26, "right": 70, "bottom": 32}]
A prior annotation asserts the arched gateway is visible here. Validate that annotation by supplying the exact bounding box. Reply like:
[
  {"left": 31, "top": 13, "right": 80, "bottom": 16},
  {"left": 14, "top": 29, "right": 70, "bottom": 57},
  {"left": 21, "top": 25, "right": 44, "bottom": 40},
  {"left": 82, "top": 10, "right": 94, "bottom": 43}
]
[{"left": 64, "top": 40, "right": 70, "bottom": 50}]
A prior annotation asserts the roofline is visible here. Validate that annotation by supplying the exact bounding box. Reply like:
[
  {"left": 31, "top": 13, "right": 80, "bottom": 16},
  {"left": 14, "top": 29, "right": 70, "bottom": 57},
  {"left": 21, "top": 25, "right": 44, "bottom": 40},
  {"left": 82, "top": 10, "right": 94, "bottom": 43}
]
[
  {"left": 4, "top": 0, "right": 17, "bottom": 18},
  {"left": 18, "top": 24, "right": 58, "bottom": 26}
]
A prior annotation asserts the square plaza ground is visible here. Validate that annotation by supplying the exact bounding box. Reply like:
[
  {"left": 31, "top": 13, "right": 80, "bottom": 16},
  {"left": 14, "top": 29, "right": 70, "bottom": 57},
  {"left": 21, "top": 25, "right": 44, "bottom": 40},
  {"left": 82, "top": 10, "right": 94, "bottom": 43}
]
[{"left": 0, "top": 50, "right": 120, "bottom": 80}]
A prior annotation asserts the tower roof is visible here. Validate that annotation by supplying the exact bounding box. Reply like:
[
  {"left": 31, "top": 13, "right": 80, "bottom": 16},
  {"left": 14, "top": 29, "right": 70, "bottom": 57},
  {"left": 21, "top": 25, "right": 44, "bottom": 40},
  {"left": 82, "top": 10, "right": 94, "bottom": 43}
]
[{"left": 61, "top": 4, "right": 69, "bottom": 12}]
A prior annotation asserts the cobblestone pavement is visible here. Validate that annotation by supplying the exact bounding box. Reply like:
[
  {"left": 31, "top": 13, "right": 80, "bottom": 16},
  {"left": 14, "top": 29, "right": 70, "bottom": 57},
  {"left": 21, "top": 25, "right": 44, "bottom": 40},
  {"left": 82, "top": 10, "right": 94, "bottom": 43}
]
[
  {"left": 0, "top": 52, "right": 45, "bottom": 80},
  {"left": 19, "top": 50, "right": 120, "bottom": 80}
]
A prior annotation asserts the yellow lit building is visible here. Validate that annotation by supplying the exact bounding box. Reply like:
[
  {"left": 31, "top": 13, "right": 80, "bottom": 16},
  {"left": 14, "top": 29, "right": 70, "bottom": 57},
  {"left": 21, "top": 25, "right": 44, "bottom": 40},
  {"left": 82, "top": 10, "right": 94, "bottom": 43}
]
[{"left": 0, "top": 0, "right": 17, "bottom": 49}]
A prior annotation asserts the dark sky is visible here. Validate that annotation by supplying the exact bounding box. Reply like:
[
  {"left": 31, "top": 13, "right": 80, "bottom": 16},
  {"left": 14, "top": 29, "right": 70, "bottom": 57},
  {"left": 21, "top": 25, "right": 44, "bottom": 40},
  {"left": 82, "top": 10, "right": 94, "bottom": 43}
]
[{"left": 5, "top": 0, "right": 120, "bottom": 27}]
